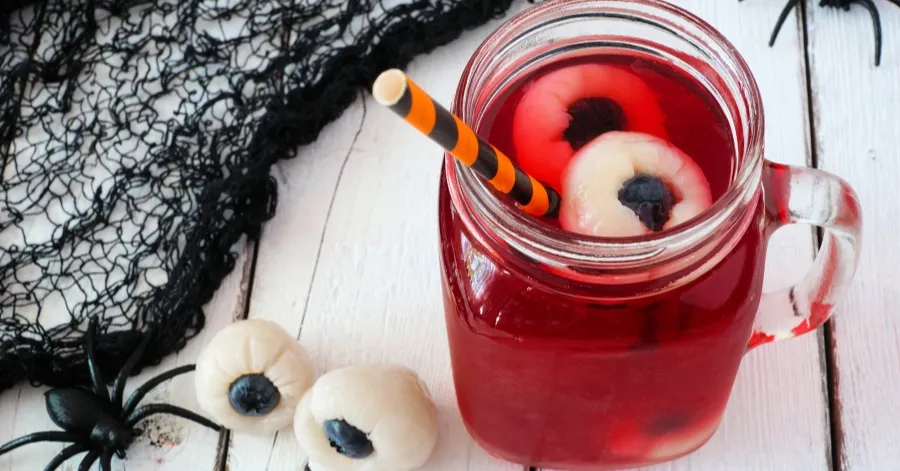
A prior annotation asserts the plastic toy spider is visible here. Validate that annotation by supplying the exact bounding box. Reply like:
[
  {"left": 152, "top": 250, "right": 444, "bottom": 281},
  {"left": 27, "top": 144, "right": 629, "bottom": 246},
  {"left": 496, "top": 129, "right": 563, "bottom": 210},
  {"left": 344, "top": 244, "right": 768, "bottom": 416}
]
[
  {"left": 743, "top": 0, "right": 900, "bottom": 65},
  {"left": 0, "top": 319, "right": 221, "bottom": 471}
]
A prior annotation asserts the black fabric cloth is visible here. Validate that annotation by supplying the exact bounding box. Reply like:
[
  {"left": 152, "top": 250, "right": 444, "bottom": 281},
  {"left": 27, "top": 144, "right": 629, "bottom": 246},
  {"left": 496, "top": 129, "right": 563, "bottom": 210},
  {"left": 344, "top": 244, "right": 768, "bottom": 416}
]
[{"left": 0, "top": 0, "right": 515, "bottom": 392}]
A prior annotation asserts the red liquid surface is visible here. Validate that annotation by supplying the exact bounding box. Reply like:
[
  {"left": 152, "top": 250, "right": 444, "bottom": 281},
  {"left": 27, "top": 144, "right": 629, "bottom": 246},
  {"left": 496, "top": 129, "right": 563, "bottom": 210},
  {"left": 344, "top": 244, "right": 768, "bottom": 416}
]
[{"left": 439, "top": 55, "right": 767, "bottom": 470}]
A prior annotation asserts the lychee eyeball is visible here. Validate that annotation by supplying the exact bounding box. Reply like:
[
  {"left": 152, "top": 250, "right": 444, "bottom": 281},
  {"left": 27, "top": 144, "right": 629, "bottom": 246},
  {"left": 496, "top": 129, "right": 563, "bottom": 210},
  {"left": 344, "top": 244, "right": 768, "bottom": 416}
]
[
  {"left": 294, "top": 364, "right": 439, "bottom": 471},
  {"left": 608, "top": 414, "right": 722, "bottom": 462},
  {"left": 194, "top": 319, "right": 314, "bottom": 435},
  {"left": 560, "top": 131, "right": 712, "bottom": 237},
  {"left": 513, "top": 63, "right": 669, "bottom": 191}
]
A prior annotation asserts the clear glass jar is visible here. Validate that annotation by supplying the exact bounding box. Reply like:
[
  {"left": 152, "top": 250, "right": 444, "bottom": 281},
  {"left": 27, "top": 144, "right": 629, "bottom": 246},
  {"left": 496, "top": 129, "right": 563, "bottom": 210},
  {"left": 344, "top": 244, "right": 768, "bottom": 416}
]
[{"left": 437, "top": 0, "right": 862, "bottom": 469}]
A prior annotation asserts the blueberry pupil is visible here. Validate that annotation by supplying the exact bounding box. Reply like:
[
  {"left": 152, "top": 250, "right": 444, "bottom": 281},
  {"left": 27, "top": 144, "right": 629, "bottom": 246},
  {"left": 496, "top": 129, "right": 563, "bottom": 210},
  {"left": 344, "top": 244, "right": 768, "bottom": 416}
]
[
  {"left": 563, "top": 97, "right": 626, "bottom": 151},
  {"left": 323, "top": 419, "right": 374, "bottom": 459},
  {"left": 649, "top": 414, "right": 690, "bottom": 435},
  {"left": 618, "top": 174, "right": 676, "bottom": 232},
  {"left": 228, "top": 374, "right": 280, "bottom": 416}
]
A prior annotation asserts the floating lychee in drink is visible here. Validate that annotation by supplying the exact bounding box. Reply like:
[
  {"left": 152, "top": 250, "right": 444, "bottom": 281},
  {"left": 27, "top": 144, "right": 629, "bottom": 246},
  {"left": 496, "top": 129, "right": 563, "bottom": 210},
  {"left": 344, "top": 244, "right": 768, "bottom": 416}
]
[
  {"left": 509, "top": 62, "right": 714, "bottom": 237},
  {"left": 512, "top": 64, "right": 669, "bottom": 192},
  {"left": 374, "top": 60, "right": 715, "bottom": 237},
  {"left": 559, "top": 131, "right": 712, "bottom": 237}
]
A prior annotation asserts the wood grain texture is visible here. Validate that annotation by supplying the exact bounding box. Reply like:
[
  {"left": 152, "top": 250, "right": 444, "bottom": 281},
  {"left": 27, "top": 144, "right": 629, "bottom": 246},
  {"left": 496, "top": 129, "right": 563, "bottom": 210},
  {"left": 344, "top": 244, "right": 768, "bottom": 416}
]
[
  {"left": 225, "top": 3, "right": 533, "bottom": 470},
  {"left": 805, "top": 1, "right": 900, "bottom": 469},
  {"left": 632, "top": 1, "right": 831, "bottom": 470},
  {"left": 223, "top": 86, "right": 372, "bottom": 471}
]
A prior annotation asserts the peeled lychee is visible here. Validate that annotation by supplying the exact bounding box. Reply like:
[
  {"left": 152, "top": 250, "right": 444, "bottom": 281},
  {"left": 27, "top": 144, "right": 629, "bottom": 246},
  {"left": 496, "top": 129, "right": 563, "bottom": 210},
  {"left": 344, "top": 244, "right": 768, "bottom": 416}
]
[
  {"left": 294, "top": 364, "right": 438, "bottom": 471},
  {"left": 608, "top": 413, "right": 721, "bottom": 463},
  {"left": 560, "top": 131, "right": 712, "bottom": 237},
  {"left": 513, "top": 63, "right": 668, "bottom": 191},
  {"left": 194, "top": 319, "right": 314, "bottom": 436}
]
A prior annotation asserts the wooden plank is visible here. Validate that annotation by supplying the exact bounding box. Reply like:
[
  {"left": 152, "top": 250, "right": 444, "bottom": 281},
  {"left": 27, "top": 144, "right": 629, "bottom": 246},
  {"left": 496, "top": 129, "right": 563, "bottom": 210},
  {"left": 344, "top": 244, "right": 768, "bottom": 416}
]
[
  {"left": 562, "top": 0, "right": 832, "bottom": 469},
  {"left": 221, "top": 94, "right": 371, "bottom": 471},
  {"left": 0, "top": 239, "right": 253, "bottom": 470},
  {"left": 634, "top": 1, "right": 830, "bottom": 470},
  {"left": 804, "top": 1, "right": 900, "bottom": 469},
  {"left": 114, "top": 240, "right": 254, "bottom": 471},
  {"left": 225, "top": 3, "right": 533, "bottom": 469}
]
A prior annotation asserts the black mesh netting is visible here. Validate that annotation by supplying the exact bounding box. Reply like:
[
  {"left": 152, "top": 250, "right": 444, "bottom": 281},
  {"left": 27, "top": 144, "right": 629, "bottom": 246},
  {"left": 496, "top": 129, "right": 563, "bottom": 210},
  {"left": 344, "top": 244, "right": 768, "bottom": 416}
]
[{"left": 0, "top": 0, "right": 516, "bottom": 393}]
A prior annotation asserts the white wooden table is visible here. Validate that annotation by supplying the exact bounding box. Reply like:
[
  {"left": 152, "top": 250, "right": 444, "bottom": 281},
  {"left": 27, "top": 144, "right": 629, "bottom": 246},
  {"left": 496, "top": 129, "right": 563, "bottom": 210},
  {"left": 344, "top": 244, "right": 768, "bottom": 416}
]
[{"left": 0, "top": 1, "right": 897, "bottom": 470}]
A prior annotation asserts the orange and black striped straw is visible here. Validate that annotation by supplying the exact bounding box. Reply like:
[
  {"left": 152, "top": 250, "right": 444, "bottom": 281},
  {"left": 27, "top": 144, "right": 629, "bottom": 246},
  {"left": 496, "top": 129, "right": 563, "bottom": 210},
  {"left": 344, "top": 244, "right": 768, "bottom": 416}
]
[{"left": 372, "top": 69, "right": 560, "bottom": 218}]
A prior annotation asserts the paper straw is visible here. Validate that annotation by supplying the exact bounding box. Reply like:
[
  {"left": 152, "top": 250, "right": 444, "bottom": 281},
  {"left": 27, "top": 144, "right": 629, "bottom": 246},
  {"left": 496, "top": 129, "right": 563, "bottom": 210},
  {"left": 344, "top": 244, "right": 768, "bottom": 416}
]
[{"left": 372, "top": 69, "right": 560, "bottom": 218}]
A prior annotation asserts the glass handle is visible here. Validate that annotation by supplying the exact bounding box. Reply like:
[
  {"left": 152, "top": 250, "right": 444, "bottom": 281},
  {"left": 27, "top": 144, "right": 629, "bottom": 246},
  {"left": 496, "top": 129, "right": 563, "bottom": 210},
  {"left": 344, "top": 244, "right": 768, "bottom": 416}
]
[{"left": 749, "top": 160, "right": 862, "bottom": 349}]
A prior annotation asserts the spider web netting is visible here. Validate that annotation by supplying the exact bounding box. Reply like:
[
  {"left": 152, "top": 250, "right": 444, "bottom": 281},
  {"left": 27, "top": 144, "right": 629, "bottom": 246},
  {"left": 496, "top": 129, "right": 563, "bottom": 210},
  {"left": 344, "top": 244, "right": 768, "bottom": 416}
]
[{"left": 0, "top": 0, "right": 515, "bottom": 392}]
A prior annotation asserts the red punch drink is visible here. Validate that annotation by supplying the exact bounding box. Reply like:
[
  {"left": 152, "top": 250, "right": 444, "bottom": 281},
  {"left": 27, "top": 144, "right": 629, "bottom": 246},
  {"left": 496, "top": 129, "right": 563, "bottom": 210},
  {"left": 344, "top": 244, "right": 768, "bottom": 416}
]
[
  {"left": 441, "top": 53, "right": 762, "bottom": 471},
  {"left": 445, "top": 56, "right": 753, "bottom": 469},
  {"left": 437, "top": 1, "right": 862, "bottom": 470}
]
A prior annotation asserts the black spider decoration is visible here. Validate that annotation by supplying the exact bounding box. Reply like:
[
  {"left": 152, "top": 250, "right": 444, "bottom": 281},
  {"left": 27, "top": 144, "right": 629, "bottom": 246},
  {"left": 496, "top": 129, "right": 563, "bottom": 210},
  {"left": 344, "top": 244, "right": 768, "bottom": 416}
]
[
  {"left": 742, "top": 0, "right": 900, "bottom": 65},
  {"left": 0, "top": 319, "right": 221, "bottom": 471}
]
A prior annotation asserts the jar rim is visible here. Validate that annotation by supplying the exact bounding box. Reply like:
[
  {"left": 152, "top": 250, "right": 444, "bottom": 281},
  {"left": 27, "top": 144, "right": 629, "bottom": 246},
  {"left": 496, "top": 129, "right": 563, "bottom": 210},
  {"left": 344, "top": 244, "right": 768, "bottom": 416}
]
[{"left": 445, "top": 0, "right": 764, "bottom": 282}]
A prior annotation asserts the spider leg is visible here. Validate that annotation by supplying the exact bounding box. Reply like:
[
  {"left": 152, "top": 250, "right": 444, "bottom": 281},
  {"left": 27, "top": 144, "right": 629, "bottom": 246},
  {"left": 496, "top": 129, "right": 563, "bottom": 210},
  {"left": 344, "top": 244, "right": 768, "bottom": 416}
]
[
  {"left": 770, "top": 0, "right": 801, "bottom": 46},
  {"left": 889, "top": 0, "right": 900, "bottom": 8},
  {"left": 852, "top": 0, "right": 883, "bottom": 66},
  {"left": 122, "top": 365, "right": 195, "bottom": 415},
  {"left": 99, "top": 449, "right": 112, "bottom": 471},
  {"left": 78, "top": 450, "right": 99, "bottom": 471},
  {"left": 127, "top": 403, "right": 222, "bottom": 432},
  {"left": 0, "top": 431, "right": 80, "bottom": 457},
  {"left": 86, "top": 317, "right": 110, "bottom": 402},
  {"left": 111, "top": 328, "right": 155, "bottom": 407},
  {"left": 43, "top": 443, "right": 89, "bottom": 471}
]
